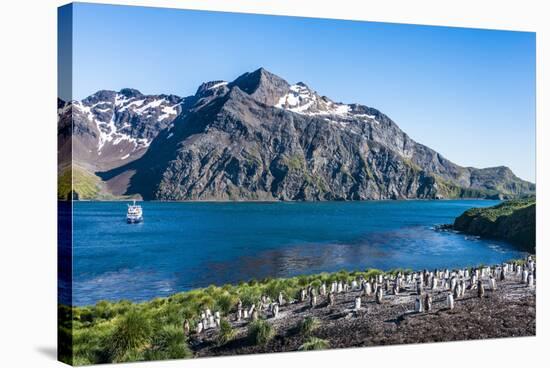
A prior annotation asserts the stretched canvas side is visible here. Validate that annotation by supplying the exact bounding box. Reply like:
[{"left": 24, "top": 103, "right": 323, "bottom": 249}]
[{"left": 58, "top": 3, "right": 74, "bottom": 365}]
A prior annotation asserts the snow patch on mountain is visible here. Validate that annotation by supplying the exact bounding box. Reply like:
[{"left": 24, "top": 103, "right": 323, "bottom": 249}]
[
  {"left": 76, "top": 92, "right": 184, "bottom": 155},
  {"left": 114, "top": 94, "right": 131, "bottom": 108},
  {"left": 118, "top": 99, "right": 146, "bottom": 112},
  {"left": 158, "top": 104, "right": 179, "bottom": 121},
  {"left": 209, "top": 81, "right": 228, "bottom": 90},
  {"left": 135, "top": 98, "right": 166, "bottom": 113},
  {"left": 274, "top": 84, "right": 385, "bottom": 134},
  {"left": 275, "top": 83, "right": 352, "bottom": 117},
  {"left": 83, "top": 104, "right": 150, "bottom": 153}
]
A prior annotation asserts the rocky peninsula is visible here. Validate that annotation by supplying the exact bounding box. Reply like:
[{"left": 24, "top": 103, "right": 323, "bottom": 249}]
[{"left": 447, "top": 198, "right": 535, "bottom": 252}]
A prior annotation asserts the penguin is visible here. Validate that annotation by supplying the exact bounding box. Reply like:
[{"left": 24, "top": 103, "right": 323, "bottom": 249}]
[
  {"left": 328, "top": 292, "right": 335, "bottom": 306},
  {"left": 415, "top": 296, "right": 424, "bottom": 313},
  {"left": 425, "top": 293, "right": 432, "bottom": 312},
  {"left": 183, "top": 319, "right": 190, "bottom": 335},
  {"left": 477, "top": 280, "right": 484, "bottom": 298}
]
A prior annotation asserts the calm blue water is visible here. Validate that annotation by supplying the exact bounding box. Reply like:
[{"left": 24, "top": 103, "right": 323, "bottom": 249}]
[{"left": 72, "top": 200, "right": 525, "bottom": 306}]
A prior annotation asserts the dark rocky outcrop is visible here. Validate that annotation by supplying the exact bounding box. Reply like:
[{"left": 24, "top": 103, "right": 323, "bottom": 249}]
[{"left": 452, "top": 198, "right": 536, "bottom": 252}]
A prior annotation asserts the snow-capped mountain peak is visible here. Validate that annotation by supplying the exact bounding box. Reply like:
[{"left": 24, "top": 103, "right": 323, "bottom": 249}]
[
  {"left": 65, "top": 89, "right": 184, "bottom": 170},
  {"left": 79, "top": 90, "right": 183, "bottom": 154}
]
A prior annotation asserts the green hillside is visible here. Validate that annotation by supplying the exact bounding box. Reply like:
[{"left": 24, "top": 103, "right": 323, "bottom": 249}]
[
  {"left": 58, "top": 166, "right": 101, "bottom": 200},
  {"left": 453, "top": 198, "right": 536, "bottom": 252}
]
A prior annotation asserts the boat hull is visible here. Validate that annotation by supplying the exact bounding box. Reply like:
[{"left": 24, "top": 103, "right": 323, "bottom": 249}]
[{"left": 127, "top": 217, "right": 143, "bottom": 224}]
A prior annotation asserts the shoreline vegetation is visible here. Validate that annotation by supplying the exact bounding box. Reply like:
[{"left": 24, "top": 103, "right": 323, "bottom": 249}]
[
  {"left": 439, "top": 197, "right": 536, "bottom": 252},
  {"left": 60, "top": 257, "right": 536, "bottom": 365}
]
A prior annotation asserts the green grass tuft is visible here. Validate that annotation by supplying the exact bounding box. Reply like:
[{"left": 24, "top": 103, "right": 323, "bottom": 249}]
[
  {"left": 298, "top": 316, "right": 320, "bottom": 337},
  {"left": 144, "top": 324, "right": 193, "bottom": 361},
  {"left": 107, "top": 307, "right": 151, "bottom": 363},
  {"left": 247, "top": 319, "right": 274, "bottom": 346},
  {"left": 299, "top": 337, "right": 330, "bottom": 351},
  {"left": 216, "top": 319, "right": 236, "bottom": 346}
]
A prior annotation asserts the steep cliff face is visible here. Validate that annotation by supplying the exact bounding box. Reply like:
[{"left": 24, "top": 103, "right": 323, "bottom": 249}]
[{"left": 96, "top": 68, "right": 534, "bottom": 201}]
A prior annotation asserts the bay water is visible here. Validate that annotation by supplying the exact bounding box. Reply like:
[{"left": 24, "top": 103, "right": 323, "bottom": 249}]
[{"left": 72, "top": 200, "right": 524, "bottom": 306}]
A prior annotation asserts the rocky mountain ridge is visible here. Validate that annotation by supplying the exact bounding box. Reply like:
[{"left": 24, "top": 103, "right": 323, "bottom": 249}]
[
  {"left": 58, "top": 89, "right": 184, "bottom": 172},
  {"left": 59, "top": 68, "right": 535, "bottom": 201}
]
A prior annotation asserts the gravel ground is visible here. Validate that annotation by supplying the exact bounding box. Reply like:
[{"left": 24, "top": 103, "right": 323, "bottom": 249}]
[{"left": 191, "top": 268, "right": 536, "bottom": 357}]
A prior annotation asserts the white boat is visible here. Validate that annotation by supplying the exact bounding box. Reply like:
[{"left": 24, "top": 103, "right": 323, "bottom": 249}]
[{"left": 127, "top": 200, "right": 143, "bottom": 223}]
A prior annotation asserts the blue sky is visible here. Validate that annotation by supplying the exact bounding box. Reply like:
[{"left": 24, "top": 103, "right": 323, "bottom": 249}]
[{"left": 67, "top": 3, "right": 536, "bottom": 182}]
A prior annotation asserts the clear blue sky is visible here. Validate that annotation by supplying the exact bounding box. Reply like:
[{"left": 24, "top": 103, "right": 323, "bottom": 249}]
[{"left": 67, "top": 3, "right": 536, "bottom": 182}]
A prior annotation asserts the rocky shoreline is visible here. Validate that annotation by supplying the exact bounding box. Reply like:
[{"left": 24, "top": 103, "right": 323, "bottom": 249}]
[
  {"left": 436, "top": 198, "right": 536, "bottom": 253},
  {"left": 190, "top": 259, "right": 536, "bottom": 357}
]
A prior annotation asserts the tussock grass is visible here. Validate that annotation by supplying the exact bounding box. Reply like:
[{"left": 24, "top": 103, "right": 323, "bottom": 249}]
[
  {"left": 247, "top": 319, "right": 274, "bottom": 346},
  {"left": 298, "top": 316, "right": 320, "bottom": 337},
  {"left": 299, "top": 337, "right": 330, "bottom": 351},
  {"left": 217, "top": 319, "right": 236, "bottom": 346},
  {"left": 145, "top": 325, "right": 192, "bottom": 361},
  {"left": 107, "top": 307, "right": 151, "bottom": 362}
]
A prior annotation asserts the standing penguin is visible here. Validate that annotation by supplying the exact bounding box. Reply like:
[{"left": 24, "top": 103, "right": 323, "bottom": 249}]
[
  {"left": 415, "top": 296, "right": 424, "bottom": 313},
  {"left": 354, "top": 296, "right": 361, "bottom": 311},
  {"left": 447, "top": 293, "right": 454, "bottom": 310},
  {"left": 393, "top": 282, "right": 400, "bottom": 295},
  {"left": 328, "top": 292, "right": 335, "bottom": 307},
  {"left": 453, "top": 283, "right": 460, "bottom": 300},
  {"left": 320, "top": 283, "right": 327, "bottom": 296},
  {"left": 273, "top": 303, "right": 279, "bottom": 318},
  {"left": 425, "top": 293, "right": 432, "bottom": 312},
  {"left": 237, "top": 299, "right": 243, "bottom": 321},
  {"left": 431, "top": 276, "right": 437, "bottom": 290},
  {"left": 522, "top": 270, "right": 529, "bottom": 284},
  {"left": 489, "top": 276, "right": 496, "bottom": 291},
  {"left": 477, "top": 280, "right": 485, "bottom": 298},
  {"left": 300, "top": 288, "right": 307, "bottom": 302},
  {"left": 375, "top": 286, "right": 384, "bottom": 304},
  {"left": 528, "top": 272, "right": 534, "bottom": 287},
  {"left": 470, "top": 274, "right": 477, "bottom": 290},
  {"left": 450, "top": 276, "right": 457, "bottom": 292},
  {"left": 364, "top": 281, "right": 372, "bottom": 296},
  {"left": 310, "top": 292, "right": 317, "bottom": 308},
  {"left": 416, "top": 281, "right": 423, "bottom": 295}
]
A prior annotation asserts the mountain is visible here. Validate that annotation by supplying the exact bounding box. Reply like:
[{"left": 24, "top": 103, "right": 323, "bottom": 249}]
[
  {"left": 59, "top": 89, "right": 184, "bottom": 171},
  {"left": 57, "top": 89, "right": 185, "bottom": 198},
  {"left": 60, "top": 67, "right": 535, "bottom": 201}
]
